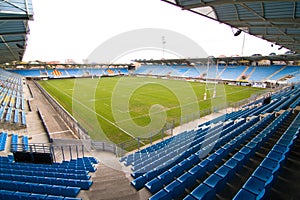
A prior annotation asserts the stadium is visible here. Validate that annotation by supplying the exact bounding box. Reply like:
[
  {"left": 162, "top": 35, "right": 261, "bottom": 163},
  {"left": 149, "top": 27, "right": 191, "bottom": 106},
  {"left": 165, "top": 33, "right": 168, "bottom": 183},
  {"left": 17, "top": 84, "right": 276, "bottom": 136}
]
[{"left": 0, "top": 0, "right": 299, "bottom": 200}]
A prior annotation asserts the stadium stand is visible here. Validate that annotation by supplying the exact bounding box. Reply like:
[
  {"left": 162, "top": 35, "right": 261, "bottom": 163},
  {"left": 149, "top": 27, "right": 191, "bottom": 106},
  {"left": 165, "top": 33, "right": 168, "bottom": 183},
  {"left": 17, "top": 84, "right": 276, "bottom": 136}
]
[
  {"left": 220, "top": 66, "right": 247, "bottom": 80},
  {"left": 247, "top": 65, "right": 283, "bottom": 81},
  {"left": 134, "top": 65, "right": 300, "bottom": 83},
  {"left": 122, "top": 84, "right": 300, "bottom": 199},
  {"left": 0, "top": 69, "right": 26, "bottom": 129},
  {"left": 9, "top": 68, "right": 129, "bottom": 78},
  {"left": 0, "top": 155, "right": 98, "bottom": 199}
]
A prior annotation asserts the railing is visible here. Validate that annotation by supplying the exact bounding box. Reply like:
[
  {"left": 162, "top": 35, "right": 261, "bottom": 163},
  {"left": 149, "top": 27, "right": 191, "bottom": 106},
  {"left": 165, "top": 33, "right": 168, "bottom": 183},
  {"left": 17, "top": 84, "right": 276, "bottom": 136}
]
[
  {"left": 92, "top": 141, "right": 116, "bottom": 154},
  {"left": 10, "top": 142, "right": 86, "bottom": 163}
]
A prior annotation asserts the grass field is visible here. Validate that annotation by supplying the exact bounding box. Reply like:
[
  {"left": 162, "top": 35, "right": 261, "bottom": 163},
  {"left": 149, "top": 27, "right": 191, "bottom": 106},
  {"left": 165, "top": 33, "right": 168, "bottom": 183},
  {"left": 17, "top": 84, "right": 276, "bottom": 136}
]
[{"left": 38, "top": 77, "right": 265, "bottom": 144}]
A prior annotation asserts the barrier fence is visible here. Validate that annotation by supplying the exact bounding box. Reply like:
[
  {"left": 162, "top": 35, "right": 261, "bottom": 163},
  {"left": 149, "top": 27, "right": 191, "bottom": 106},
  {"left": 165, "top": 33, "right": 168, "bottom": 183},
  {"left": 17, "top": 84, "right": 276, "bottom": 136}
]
[{"left": 33, "top": 80, "right": 90, "bottom": 140}]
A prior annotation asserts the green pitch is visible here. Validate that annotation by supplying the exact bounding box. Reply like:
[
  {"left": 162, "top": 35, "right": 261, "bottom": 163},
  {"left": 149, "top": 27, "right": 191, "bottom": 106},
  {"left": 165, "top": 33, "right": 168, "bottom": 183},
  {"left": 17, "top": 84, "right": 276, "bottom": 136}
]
[{"left": 38, "top": 77, "right": 265, "bottom": 144}]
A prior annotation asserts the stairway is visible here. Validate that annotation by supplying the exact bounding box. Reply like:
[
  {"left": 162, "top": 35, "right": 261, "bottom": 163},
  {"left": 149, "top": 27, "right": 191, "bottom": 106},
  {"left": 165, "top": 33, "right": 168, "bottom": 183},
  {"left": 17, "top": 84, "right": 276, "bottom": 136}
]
[
  {"left": 236, "top": 66, "right": 249, "bottom": 81},
  {"left": 78, "top": 163, "right": 146, "bottom": 200},
  {"left": 263, "top": 65, "right": 287, "bottom": 81},
  {"left": 245, "top": 67, "right": 256, "bottom": 81}
]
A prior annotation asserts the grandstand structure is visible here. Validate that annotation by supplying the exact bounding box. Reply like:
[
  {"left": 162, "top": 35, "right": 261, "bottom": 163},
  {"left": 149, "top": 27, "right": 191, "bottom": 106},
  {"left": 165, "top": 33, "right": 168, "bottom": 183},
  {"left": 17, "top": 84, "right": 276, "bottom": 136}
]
[
  {"left": 8, "top": 67, "right": 129, "bottom": 78},
  {"left": 134, "top": 55, "right": 300, "bottom": 85},
  {"left": 0, "top": 0, "right": 299, "bottom": 200}
]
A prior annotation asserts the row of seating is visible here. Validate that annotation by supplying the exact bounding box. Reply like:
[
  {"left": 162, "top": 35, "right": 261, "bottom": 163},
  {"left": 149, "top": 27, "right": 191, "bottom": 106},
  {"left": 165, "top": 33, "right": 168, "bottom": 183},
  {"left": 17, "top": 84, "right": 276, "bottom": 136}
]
[
  {"left": 184, "top": 110, "right": 292, "bottom": 200},
  {"left": 5, "top": 107, "right": 12, "bottom": 122},
  {"left": 147, "top": 113, "right": 276, "bottom": 199},
  {"left": 11, "top": 134, "right": 18, "bottom": 152},
  {"left": 0, "top": 172, "right": 92, "bottom": 190},
  {"left": 233, "top": 111, "right": 300, "bottom": 199},
  {"left": 0, "top": 165, "right": 90, "bottom": 180},
  {"left": 0, "top": 133, "right": 30, "bottom": 152},
  {"left": 0, "top": 69, "right": 26, "bottom": 131},
  {"left": 290, "top": 95, "right": 300, "bottom": 108},
  {"left": 0, "top": 179, "right": 80, "bottom": 197},
  {"left": 0, "top": 156, "right": 98, "bottom": 173},
  {"left": 21, "top": 111, "right": 26, "bottom": 126},
  {"left": 0, "top": 156, "right": 98, "bottom": 199},
  {"left": 0, "top": 86, "right": 24, "bottom": 109},
  {"left": 0, "top": 107, "right": 26, "bottom": 127},
  {"left": 22, "top": 135, "right": 29, "bottom": 151},
  {"left": 131, "top": 116, "right": 261, "bottom": 192},
  {"left": 11, "top": 135, "right": 28, "bottom": 152},
  {"left": 130, "top": 120, "right": 243, "bottom": 173},
  {"left": 0, "top": 190, "right": 80, "bottom": 200},
  {"left": 124, "top": 120, "right": 238, "bottom": 167},
  {"left": 274, "top": 90, "right": 300, "bottom": 112},
  {"left": 0, "top": 132, "right": 7, "bottom": 151}
]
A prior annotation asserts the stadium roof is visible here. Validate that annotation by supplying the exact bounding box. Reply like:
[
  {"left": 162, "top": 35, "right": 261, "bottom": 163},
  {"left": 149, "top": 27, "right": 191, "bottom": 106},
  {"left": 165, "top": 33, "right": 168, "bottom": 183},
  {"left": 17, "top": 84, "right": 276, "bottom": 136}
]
[
  {"left": 0, "top": 0, "right": 33, "bottom": 64},
  {"left": 162, "top": 0, "right": 300, "bottom": 53}
]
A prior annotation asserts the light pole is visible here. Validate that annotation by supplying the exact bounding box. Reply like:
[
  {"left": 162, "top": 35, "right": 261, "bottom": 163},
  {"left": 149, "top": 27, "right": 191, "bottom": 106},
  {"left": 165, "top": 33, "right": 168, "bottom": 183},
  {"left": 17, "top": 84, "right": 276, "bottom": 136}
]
[{"left": 162, "top": 36, "right": 166, "bottom": 59}]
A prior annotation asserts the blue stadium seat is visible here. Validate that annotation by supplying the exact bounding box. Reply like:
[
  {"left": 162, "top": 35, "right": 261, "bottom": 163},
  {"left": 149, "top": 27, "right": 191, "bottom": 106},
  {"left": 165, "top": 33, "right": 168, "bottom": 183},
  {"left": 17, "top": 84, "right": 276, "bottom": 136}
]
[
  {"left": 12, "top": 191, "right": 31, "bottom": 200},
  {"left": 214, "top": 165, "right": 232, "bottom": 183},
  {"left": 164, "top": 180, "right": 185, "bottom": 199},
  {"left": 183, "top": 194, "right": 197, "bottom": 200},
  {"left": 0, "top": 190, "right": 16, "bottom": 200},
  {"left": 13, "top": 109, "right": 19, "bottom": 124},
  {"left": 21, "top": 111, "right": 26, "bottom": 126},
  {"left": 177, "top": 172, "right": 196, "bottom": 189},
  {"left": 242, "top": 176, "right": 266, "bottom": 199},
  {"left": 60, "top": 186, "right": 81, "bottom": 197},
  {"left": 145, "top": 178, "right": 163, "bottom": 194},
  {"left": 233, "top": 188, "right": 257, "bottom": 200},
  {"left": 11, "top": 134, "right": 18, "bottom": 152},
  {"left": 149, "top": 189, "right": 172, "bottom": 200},
  {"left": 203, "top": 173, "right": 225, "bottom": 194},
  {"left": 131, "top": 175, "right": 147, "bottom": 190},
  {"left": 188, "top": 164, "right": 206, "bottom": 181},
  {"left": 252, "top": 166, "right": 273, "bottom": 183},
  {"left": 27, "top": 193, "right": 47, "bottom": 199},
  {"left": 45, "top": 195, "right": 64, "bottom": 200},
  {"left": 190, "top": 183, "right": 214, "bottom": 200}
]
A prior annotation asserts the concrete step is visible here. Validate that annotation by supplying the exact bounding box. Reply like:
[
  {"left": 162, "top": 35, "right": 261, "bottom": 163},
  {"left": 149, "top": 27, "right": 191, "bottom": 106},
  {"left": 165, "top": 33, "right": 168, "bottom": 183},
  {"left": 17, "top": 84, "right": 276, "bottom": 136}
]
[{"left": 78, "top": 163, "right": 143, "bottom": 200}]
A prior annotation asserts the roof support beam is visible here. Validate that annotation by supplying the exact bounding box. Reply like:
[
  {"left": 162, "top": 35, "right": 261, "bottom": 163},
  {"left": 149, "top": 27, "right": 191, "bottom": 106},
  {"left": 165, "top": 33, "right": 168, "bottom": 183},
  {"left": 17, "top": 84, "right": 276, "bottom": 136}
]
[
  {"left": 0, "top": 31, "right": 28, "bottom": 36},
  {"left": 180, "top": 0, "right": 297, "bottom": 9},
  {"left": 0, "top": 35, "right": 18, "bottom": 60},
  {"left": 1, "top": 0, "right": 27, "bottom": 13},
  {"left": 231, "top": 23, "right": 300, "bottom": 28},
  {"left": 293, "top": 1, "right": 297, "bottom": 19},
  {"left": 239, "top": 3, "right": 295, "bottom": 42},
  {"left": 225, "top": 18, "right": 300, "bottom": 24}
]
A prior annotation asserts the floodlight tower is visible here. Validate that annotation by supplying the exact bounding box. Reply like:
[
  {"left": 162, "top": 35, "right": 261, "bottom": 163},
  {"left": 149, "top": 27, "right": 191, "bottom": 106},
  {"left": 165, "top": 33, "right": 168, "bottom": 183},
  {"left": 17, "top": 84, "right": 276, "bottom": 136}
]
[{"left": 162, "top": 36, "right": 166, "bottom": 59}]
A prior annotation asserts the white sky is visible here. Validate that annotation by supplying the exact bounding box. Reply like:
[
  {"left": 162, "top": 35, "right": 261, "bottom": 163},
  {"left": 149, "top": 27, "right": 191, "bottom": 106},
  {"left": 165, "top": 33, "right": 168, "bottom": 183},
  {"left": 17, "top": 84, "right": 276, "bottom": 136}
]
[{"left": 23, "top": 0, "right": 289, "bottom": 63}]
